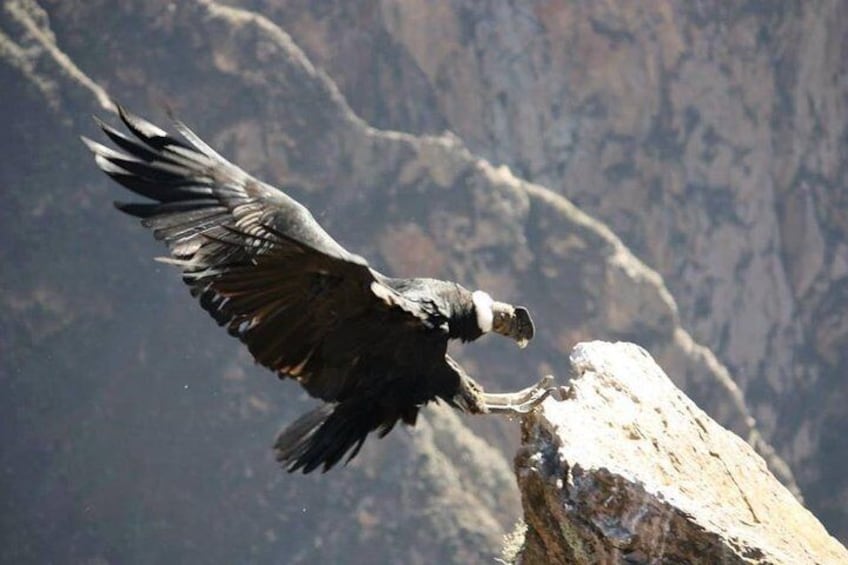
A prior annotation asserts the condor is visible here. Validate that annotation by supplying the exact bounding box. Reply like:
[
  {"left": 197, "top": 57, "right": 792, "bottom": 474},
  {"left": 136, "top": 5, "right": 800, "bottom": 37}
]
[{"left": 83, "top": 107, "right": 556, "bottom": 473}]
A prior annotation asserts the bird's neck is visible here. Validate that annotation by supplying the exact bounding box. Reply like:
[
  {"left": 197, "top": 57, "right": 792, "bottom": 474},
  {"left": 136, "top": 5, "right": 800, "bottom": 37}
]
[{"left": 447, "top": 290, "right": 484, "bottom": 343}]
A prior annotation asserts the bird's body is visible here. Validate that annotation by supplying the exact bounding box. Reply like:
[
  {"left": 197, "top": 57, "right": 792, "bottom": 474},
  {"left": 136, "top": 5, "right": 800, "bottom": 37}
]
[{"left": 84, "top": 106, "right": 548, "bottom": 473}]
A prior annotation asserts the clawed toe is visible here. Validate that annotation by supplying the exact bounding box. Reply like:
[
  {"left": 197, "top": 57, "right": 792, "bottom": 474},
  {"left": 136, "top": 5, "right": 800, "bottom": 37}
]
[{"left": 481, "top": 375, "right": 561, "bottom": 415}]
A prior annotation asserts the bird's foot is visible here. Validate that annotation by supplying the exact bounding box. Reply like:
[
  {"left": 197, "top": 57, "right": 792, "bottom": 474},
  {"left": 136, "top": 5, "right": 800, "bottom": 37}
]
[{"left": 482, "top": 375, "right": 565, "bottom": 415}]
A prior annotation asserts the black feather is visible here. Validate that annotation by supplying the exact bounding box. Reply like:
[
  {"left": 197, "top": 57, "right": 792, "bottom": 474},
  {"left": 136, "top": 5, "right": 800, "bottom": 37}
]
[
  {"left": 117, "top": 104, "right": 192, "bottom": 152},
  {"left": 114, "top": 201, "right": 158, "bottom": 218},
  {"left": 95, "top": 115, "right": 203, "bottom": 171},
  {"left": 275, "top": 401, "right": 385, "bottom": 473}
]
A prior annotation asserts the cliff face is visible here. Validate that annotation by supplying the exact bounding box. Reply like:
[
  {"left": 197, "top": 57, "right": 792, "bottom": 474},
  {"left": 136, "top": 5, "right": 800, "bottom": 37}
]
[
  {"left": 514, "top": 342, "right": 848, "bottom": 565},
  {"left": 0, "top": 0, "right": 844, "bottom": 561},
  {"left": 238, "top": 0, "right": 848, "bottom": 538}
]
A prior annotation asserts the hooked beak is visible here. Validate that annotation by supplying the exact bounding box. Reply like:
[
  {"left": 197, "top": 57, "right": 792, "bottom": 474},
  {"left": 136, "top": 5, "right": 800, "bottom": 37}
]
[{"left": 491, "top": 302, "right": 535, "bottom": 348}]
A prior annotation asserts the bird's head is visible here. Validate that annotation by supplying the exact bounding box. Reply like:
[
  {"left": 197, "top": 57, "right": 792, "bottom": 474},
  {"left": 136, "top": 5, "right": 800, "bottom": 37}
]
[
  {"left": 491, "top": 302, "right": 535, "bottom": 348},
  {"left": 471, "top": 290, "right": 535, "bottom": 347}
]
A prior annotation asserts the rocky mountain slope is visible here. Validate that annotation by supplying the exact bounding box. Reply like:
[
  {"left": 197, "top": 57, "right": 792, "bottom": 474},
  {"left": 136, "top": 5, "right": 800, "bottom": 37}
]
[{"left": 1, "top": 0, "right": 844, "bottom": 561}]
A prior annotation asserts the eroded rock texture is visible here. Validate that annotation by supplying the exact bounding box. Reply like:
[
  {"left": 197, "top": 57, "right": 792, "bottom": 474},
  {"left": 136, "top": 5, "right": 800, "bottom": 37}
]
[
  {"left": 515, "top": 342, "right": 848, "bottom": 565},
  {"left": 0, "top": 0, "right": 842, "bottom": 561}
]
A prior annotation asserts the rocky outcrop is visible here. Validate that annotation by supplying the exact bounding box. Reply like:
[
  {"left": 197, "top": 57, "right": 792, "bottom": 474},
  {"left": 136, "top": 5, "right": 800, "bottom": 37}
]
[
  {"left": 514, "top": 342, "right": 847, "bottom": 564},
  {"left": 0, "top": 0, "right": 838, "bottom": 561}
]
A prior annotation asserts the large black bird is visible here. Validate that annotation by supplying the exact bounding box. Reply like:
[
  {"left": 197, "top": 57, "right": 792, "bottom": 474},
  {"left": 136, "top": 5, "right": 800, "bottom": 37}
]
[{"left": 84, "top": 106, "right": 555, "bottom": 473}]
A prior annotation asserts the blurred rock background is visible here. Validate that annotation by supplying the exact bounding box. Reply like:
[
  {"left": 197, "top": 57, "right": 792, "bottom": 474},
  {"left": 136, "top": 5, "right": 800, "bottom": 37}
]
[{"left": 1, "top": 1, "right": 845, "bottom": 562}]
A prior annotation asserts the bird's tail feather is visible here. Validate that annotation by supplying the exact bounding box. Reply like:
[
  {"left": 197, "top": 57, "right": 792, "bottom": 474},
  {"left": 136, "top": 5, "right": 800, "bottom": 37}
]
[{"left": 274, "top": 403, "right": 382, "bottom": 473}]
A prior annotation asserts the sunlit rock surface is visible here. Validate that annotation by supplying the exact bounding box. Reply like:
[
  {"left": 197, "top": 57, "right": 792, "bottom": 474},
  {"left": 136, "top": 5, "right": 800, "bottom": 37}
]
[
  {"left": 514, "top": 342, "right": 847, "bottom": 564},
  {"left": 1, "top": 0, "right": 842, "bottom": 561}
]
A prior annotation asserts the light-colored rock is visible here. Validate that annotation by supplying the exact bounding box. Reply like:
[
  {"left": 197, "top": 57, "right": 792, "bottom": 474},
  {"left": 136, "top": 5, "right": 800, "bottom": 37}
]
[{"left": 515, "top": 342, "right": 847, "bottom": 564}]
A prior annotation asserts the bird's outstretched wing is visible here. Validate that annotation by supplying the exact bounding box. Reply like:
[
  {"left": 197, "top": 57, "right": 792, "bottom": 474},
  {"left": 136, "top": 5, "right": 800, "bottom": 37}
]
[{"left": 83, "top": 106, "right": 442, "bottom": 401}]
